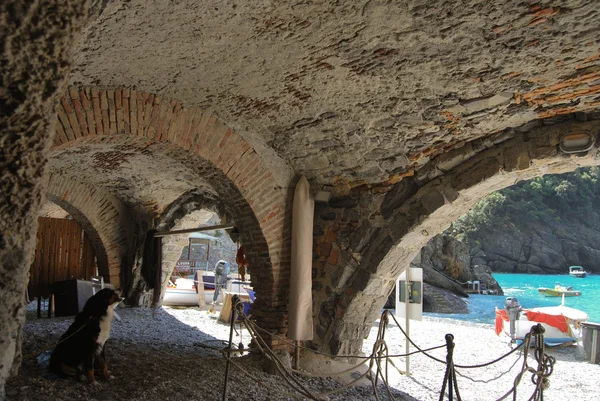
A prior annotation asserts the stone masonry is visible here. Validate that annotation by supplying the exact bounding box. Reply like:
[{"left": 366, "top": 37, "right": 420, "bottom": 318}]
[{"left": 3, "top": 1, "right": 600, "bottom": 392}]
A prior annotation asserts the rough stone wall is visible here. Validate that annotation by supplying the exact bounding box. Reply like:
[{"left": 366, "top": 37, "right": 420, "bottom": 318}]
[
  {"left": 67, "top": 0, "right": 600, "bottom": 187},
  {"left": 313, "top": 116, "right": 600, "bottom": 354},
  {"left": 0, "top": 0, "right": 89, "bottom": 396}
]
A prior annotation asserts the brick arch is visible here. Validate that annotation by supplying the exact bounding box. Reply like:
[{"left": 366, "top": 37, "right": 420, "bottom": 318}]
[
  {"left": 316, "top": 118, "right": 600, "bottom": 355},
  {"left": 52, "top": 87, "right": 293, "bottom": 344},
  {"left": 45, "top": 173, "right": 135, "bottom": 289}
]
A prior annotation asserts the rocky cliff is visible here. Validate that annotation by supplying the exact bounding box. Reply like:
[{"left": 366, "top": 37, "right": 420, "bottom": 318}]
[
  {"left": 456, "top": 167, "right": 600, "bottom": 275},
  {"left": 468, "top": 219, "right": 600, "bottom": 275},
  {"left": 399, "top": 168, "right": 600, "bottom": 314},
  {"left": 386, "top": 234, "right": 503, "bottom": 314}
]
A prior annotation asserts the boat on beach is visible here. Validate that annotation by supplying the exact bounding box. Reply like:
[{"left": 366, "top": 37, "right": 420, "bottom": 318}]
[
  {"left": 569, "top": 265, "right": 588, "bottom": 278},
  {"left": 537, "top": 283, "right": 581, "bottom": 297},
  {"left": 163, "top": 276, "right": 252, "bottom": 306},
  {"left": 495, "top": 297, "right": 588, "bottom": 346},
  {"left": 163, "top": 277, "right": 216, "bottom": 306}
]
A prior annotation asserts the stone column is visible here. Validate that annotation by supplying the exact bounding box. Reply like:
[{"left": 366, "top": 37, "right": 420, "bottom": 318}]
[{"left": 0, "top": 1, "right": 88, "bottom": 397}]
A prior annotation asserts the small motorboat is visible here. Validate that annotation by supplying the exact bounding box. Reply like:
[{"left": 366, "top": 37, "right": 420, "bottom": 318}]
[
  {"left": 569, "top": 265, "right": 588, "bottom": 278},
  {"left": 537, "top": 283, "right": 581, "bottom": 297},
  {"left": 163, "top": 278, "right": 205, "bottom": 306},
  {"left": 163, "top": 275, "right": 252, "bottom": 307},
  {"left": 163, "top": 277, "right": 222, "bottom": 306},
  {"left": 495, "top": 297, "right": 588, "bottom": 346}
]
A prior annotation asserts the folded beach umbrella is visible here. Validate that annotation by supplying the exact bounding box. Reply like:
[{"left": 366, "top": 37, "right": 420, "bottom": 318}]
[{"left": 288, "top": 176, "right": 314, "bottom": 341}]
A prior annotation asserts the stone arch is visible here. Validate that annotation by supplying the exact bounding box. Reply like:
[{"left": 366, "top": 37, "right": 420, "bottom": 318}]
[
  {"left": 155, "top": 190, "right": 231, "bottom": 302},
  {"left": 45, "top": 173, "right": 135, "bottom": 289},
  {"left": 51, "top": 87, "right": 294, "bottom": 344},
  {"left": 315, "top": 117, "right": 600, "bottom": 355}
]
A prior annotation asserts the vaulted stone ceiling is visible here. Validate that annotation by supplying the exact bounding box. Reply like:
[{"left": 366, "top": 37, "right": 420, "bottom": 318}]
[
  {"left": 49, "top": 139, "right": 218, "bottom": 214},
  {"left": 69, "top": 0, "right": 600, "bottom": 188}
]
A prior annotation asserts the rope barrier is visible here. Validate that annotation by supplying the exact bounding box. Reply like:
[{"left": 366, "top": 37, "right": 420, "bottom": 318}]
[
  {"left": 206, "top": 299, "right": 557, "bottom": 401},
  {"left": 455, "top": 353, "right": 522, "bottom": 384}
]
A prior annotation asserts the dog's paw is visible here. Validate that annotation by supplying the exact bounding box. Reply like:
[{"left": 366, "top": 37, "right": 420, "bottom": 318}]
[
  {"left": 90, "top": 381, "right": 101, "bottom": 387},
  {"left": 78, "top": 374, "right": 87, "bottom": 383}
]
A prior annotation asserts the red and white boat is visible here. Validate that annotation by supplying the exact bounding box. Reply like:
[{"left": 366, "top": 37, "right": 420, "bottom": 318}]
[{"left": 495, "top": 297, "right": 588, "bottom": 346}]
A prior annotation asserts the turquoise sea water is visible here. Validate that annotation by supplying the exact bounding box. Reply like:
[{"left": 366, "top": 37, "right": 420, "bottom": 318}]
[{"left": 425, "top": 273, "right": 600, "bottom": 324}]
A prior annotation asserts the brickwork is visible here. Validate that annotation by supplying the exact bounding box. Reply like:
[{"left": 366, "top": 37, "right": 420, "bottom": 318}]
[
  {"left": 51, "top": 87, "right": 294, "bottom": 345},
  {"left": 313, "top": 116, "right": 600, "bottom": 355}
]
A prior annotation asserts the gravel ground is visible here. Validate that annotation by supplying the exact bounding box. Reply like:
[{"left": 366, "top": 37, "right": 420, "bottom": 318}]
[
  {"left": 363, "top": 314, "right": 600, "bottom": 401},
  {"left": 5, "top": 304, "right": 599, "bottom": 401},
  {"left": 5, "top": 305, "right": 414, "bottom": 401}
]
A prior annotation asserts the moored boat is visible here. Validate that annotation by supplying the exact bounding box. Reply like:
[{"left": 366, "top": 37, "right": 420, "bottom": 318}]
[
  {"left": 495, "top": 297, "right": 588, "bottom": 346},
  {"left": 537, "top": 283, "right": 581, "bottom": 297},
  {"left": 569, "top": 265, "right": 588, "bottom": 278}
]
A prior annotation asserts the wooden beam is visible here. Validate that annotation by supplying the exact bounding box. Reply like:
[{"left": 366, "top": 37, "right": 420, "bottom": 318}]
[{"left": 154, "top": 224, "right": 236, "bottom": 238}]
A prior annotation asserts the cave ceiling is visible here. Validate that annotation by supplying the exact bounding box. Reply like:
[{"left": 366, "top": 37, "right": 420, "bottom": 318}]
[
  {"left": 63, "top": 0, "right": 600, "bottom": 190},
  {"left": 49, "top": 139, "right": 218, "bottom": 215}
]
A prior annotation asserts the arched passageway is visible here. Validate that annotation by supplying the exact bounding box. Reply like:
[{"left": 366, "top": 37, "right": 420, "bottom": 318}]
[
  {"left": 155, "top": 192, "right": 232, "bottom": 305},
  {"left": 312, "top": 117, "right": 600, "bottom": 354},
  {"left": 45, "top": 173, "right": 135, "bottom": 288},
  {"left": 48, "top": 87, "right": 295, "bottom": 345}
]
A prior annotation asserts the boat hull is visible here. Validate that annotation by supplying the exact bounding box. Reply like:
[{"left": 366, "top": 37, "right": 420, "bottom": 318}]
[
  {"left": 495, "top": 304, "right": 588, "bottom": 346},
  {"left": 537, "top": 288, "right": 581, "bottom": 297},
  {"left": 510, "top": 319, "right": 578, "bottom": 346},
  {"left": 162, "top": 288, "right": 219, "bottom": 306}
]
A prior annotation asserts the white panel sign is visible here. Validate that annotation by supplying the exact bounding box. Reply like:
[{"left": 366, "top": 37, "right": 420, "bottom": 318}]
[{"left": 395, "top": 267, "right": 423, "bottom": 321}]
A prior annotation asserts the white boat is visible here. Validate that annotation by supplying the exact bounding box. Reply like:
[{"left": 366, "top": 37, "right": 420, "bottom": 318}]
[
  {"left": 495, "top": 297, "right": 588, "bottom": 346},
  {"left": 162, "top": 276, "right": 252, "bottom": 306},
  {"left": 163, "top": 277, "right": 218, "bottom": 306},
  {"left": 569, "top": 265, "right": 588, "bottom": 278}
]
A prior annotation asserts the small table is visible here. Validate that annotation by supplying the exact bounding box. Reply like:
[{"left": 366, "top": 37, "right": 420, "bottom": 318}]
[{"left": 218, "top": 291, "right": 252, "bottom": 323}]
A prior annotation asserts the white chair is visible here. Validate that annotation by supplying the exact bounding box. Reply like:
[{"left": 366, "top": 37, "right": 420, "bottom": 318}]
[{"left": 91, "top": 276, "right": 104, "bottom": 295}]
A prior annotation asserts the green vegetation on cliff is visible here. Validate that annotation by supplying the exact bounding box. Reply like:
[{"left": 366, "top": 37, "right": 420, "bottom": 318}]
[
  {"left": 452, "top": 167, "right": 600, "bottom": 236},
  {"left": 445, "top": 167, "right": 600, "bottom": 274}
]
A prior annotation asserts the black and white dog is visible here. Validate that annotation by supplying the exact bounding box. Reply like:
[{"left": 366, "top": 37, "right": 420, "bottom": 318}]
[{"left": 49, "top": 288, "right": 122, "bottom": 384}]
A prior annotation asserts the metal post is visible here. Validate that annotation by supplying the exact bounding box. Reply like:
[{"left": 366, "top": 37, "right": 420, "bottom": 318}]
[
  {"left": 405, "top": 267, "right": 410, "bottom": 376},
  {"left": 155, "top": 223, "right": 236, "bottom": 237},
  {"left": 222, "top": 295, "right": 239, "bottom": 401},
  {"left": 294, "top": 340, "right": 300, "bottom": 370},
  {"left": 446, "top": 334, "right": 455, "bottom": 401},
  {"left": 592, "top": 329, "right": 598, "bottom": 364}
]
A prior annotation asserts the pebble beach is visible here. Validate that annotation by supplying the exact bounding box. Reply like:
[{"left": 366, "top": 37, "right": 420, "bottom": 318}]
[{"left": 5, "top": 305, "right": 599, "bottom": 401}]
